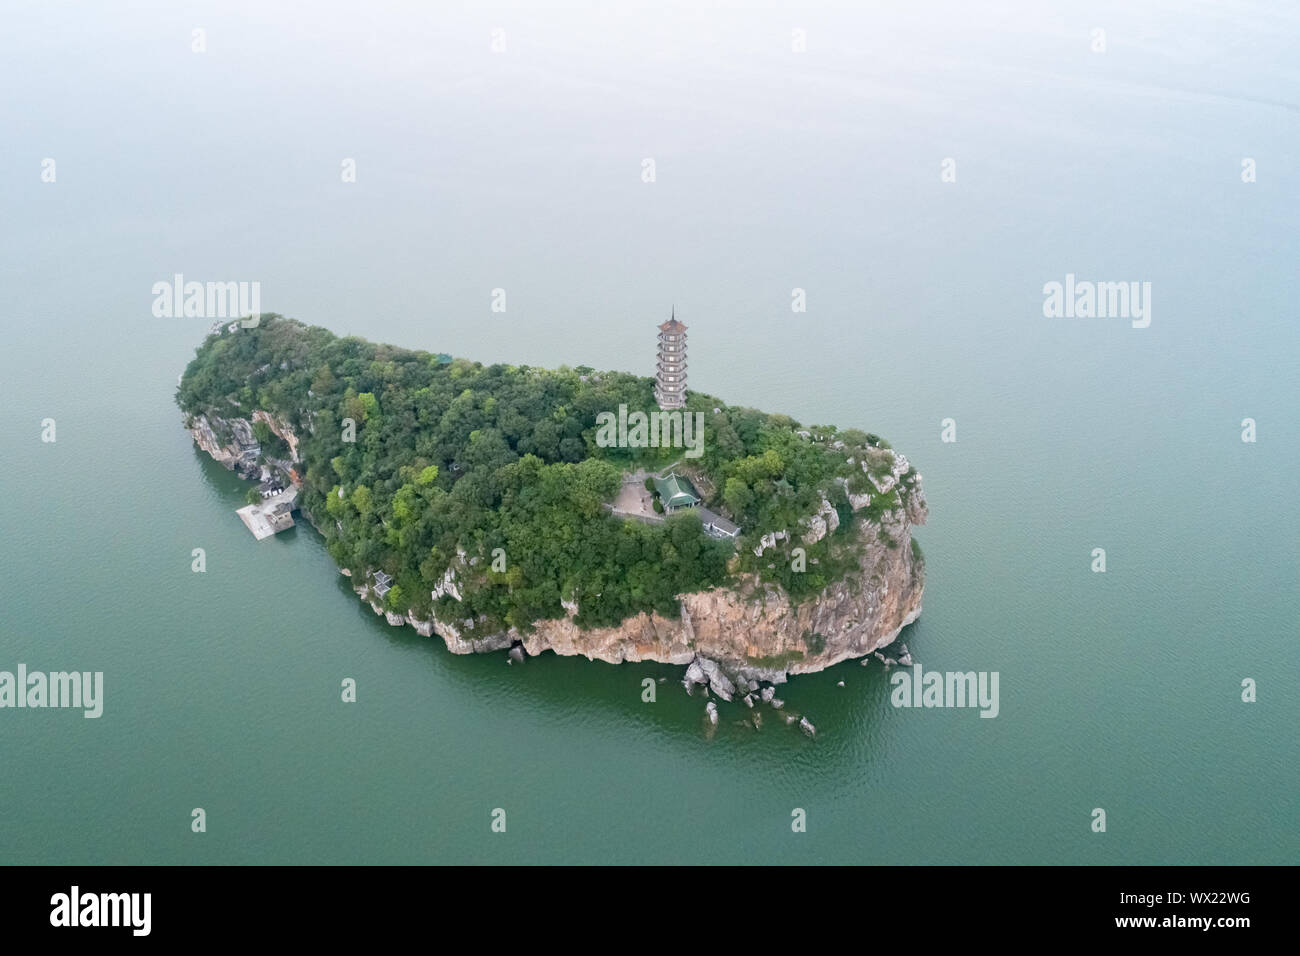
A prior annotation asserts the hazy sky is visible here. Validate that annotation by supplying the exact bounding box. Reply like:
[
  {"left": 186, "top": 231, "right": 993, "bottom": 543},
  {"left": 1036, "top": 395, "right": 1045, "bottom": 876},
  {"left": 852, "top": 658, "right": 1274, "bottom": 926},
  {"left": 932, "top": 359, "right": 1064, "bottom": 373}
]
[{"left": 2, "top": 1, "right": 1295, "bottom": 412}]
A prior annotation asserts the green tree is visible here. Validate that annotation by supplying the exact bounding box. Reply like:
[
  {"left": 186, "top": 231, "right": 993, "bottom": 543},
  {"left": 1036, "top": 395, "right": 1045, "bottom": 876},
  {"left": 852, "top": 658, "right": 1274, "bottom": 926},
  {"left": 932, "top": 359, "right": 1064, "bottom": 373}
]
[
  {"left": 723, "top": 477, "right": 754, "bottom": 518},
  {"left": 385, "top": 585, "right": 409, "bottom": 614}
]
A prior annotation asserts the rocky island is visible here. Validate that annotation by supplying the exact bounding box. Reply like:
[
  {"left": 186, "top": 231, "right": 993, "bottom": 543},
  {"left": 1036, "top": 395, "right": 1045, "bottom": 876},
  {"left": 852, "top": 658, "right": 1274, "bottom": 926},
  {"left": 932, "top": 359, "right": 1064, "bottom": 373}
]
[{"left": 177, "top": 316, "right": 927, "bottom": 713}]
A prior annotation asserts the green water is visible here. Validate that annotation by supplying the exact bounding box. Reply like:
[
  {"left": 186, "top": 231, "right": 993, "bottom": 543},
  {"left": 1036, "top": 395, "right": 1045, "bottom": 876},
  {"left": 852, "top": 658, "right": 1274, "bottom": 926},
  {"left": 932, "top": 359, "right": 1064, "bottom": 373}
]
[{"left": 1, "top": 1, "right": 1296, "bottom": 864}]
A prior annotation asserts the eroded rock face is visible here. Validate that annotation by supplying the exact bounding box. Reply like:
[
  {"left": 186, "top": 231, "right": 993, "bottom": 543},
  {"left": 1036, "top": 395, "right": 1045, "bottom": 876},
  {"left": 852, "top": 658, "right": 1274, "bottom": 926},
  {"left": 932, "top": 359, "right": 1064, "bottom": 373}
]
[
  {"left": 252, "top": 409, "right": 301, "bottom": 461},
  {"left": 406, "top": 613, "right": 435, "bottom": 637},
  {"left": 800, "top": 496, "right": 839, "bottom": 545},
  {"left": 189, "top": 413, "right": 262, "bottom": 479}
]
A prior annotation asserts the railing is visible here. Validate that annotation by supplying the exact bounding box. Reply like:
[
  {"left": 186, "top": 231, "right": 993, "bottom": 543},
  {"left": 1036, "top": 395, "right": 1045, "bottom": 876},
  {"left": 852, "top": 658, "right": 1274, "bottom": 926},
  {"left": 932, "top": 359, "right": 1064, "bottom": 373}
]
[{"left": 605, "top": 504, "right": 666, "bottom": 525}]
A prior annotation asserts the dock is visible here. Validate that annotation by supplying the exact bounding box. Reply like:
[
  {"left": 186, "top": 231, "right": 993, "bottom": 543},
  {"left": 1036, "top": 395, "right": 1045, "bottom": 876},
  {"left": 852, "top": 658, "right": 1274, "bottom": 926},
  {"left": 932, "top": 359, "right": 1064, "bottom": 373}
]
[{"left": 236, "top": 488, "right": 298, "bottom": 540}]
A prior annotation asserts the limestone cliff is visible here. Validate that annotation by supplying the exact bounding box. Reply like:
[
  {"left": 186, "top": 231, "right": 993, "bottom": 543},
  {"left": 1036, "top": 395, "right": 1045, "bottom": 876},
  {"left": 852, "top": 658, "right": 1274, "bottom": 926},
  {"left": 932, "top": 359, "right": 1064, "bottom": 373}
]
[{"left": 187, "top": 413, "right": 264, "bottom": 479}]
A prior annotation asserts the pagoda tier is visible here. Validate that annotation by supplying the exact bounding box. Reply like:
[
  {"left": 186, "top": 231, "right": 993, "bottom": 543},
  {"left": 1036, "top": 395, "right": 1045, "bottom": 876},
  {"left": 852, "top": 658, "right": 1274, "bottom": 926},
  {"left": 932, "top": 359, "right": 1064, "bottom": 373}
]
[{"left": 655, "top": 311, "right": 688, "bottom": 409}]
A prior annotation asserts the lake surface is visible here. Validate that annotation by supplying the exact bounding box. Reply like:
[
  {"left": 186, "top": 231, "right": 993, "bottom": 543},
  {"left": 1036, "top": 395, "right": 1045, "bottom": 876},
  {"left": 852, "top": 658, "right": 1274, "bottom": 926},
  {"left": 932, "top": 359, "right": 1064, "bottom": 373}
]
[{"left": 1, "top": 0, "right": 1296, "bottom": 864}]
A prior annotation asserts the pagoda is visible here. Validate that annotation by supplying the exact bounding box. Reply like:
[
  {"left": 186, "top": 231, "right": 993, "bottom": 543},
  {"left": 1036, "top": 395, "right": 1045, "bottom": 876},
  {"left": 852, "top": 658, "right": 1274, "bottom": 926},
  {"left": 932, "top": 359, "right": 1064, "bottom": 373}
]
[{"left": 654, "top": 308, "right": 688, "bottom": 410}]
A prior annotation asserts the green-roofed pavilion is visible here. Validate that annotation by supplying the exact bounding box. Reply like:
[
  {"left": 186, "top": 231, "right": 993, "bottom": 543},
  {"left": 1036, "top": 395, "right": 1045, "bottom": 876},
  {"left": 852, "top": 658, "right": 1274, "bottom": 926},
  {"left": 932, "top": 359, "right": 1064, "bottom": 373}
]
[{"left": 653, "top": 472, "right": 701, "bottom": 511}]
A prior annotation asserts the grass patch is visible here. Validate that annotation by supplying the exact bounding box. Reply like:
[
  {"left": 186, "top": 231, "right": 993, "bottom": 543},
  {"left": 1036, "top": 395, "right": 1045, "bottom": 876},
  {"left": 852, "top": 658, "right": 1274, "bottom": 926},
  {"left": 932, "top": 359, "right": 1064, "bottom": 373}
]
[{"left": 746, "top": 649, "right": 806, "bottom": 669}]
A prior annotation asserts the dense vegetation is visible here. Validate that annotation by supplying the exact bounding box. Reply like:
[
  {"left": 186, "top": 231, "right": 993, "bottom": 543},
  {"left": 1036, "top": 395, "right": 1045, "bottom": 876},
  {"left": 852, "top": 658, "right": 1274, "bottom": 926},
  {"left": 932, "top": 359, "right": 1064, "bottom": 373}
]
[{"left": 177, "top": 316, "right": 917, "bottom": 632}]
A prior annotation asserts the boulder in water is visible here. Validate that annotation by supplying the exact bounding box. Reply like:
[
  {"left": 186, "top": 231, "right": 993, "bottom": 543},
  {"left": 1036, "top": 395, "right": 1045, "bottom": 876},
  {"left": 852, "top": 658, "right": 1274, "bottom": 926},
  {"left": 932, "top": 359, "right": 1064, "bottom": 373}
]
[{"left": 697, "top": 657, "right": 736, "bottom": 701}]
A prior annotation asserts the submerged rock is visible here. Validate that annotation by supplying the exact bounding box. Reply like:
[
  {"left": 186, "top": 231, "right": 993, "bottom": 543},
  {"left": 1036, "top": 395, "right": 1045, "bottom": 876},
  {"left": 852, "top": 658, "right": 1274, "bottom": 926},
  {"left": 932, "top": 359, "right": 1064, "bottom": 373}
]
[
  {"left": 507, "top": 645, "right": 525, "bottom": 665},
  {"left": 705, "top": 701, "right": 719, "bottom": 726},
  {"left": 799, "top": 717, "right": 817, "bottom": 739}
]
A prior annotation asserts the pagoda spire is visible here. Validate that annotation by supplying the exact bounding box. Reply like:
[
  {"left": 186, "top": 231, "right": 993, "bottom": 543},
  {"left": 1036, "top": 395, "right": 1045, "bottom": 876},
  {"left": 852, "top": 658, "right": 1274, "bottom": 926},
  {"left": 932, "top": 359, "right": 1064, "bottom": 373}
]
[{"left": 654, "top": 308, "right": 688, "bottom": 410}]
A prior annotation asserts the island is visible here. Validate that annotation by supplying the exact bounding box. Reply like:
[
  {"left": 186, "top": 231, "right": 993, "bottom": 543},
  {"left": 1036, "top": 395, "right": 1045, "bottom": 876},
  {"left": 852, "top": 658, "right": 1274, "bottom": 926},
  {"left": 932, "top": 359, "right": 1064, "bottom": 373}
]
[{"left": 177, "top": 315, "right": 927, "bottom": 719}]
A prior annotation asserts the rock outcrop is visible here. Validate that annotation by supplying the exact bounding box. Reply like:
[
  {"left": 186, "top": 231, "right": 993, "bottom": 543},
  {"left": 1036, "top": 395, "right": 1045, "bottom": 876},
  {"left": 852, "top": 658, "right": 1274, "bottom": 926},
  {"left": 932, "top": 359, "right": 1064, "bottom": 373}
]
[
  {"left": 251, "top": 409, "right": 301, "bottom": 462},
  {"left": 188, "top": 413, "right": 262, "bottom": 479},
  {"left": 800, "top": 495, "right": 840, "bottom": 545}
]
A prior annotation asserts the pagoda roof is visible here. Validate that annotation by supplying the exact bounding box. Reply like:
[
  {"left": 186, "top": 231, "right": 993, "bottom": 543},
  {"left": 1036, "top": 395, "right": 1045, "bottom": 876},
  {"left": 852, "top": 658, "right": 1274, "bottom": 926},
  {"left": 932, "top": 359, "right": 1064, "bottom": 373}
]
[
  {"left": 658, "top": 318, "right": 686, "bottom": 332},
  {"left": 653, "top": 472, "right": 701, "bottom": 509}
]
